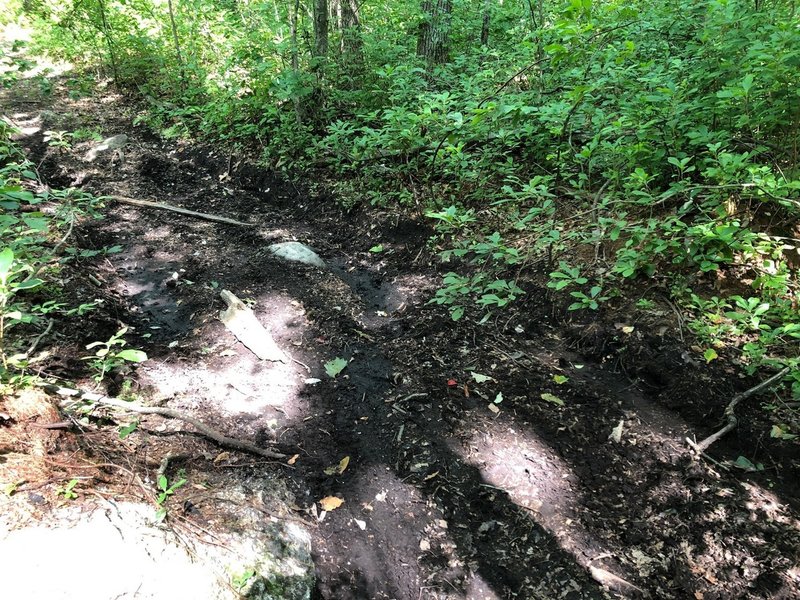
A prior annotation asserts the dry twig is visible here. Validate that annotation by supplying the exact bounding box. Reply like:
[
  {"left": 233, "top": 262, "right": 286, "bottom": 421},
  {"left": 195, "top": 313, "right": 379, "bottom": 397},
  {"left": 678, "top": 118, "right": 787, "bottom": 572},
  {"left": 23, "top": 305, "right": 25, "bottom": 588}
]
[
  {"left": 687, "top": 366, "right": 791, "bottom": 454},
  {"left": 110, "top": 195, "right": 253, "bottom": 227},
  {"left": 39, "top": 383, "right": 286, "bottom": 459}
]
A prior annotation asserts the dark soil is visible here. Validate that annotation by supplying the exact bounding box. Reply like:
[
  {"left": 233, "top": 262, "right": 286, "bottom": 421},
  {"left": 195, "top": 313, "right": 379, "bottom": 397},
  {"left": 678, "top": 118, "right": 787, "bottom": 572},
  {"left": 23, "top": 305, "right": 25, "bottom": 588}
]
[{"left": 3, "top": 67, "right": 800, "bottom": 600}]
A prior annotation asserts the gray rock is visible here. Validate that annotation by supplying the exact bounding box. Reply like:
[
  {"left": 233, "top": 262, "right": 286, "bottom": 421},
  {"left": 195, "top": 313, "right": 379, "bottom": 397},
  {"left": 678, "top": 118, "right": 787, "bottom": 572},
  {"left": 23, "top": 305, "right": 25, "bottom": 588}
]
[
  {"left": 268, "top": 242, "right": 326, "bottom": 269},
  {"left": 85, "top": 134, "right": 128, "bottom": 162}
]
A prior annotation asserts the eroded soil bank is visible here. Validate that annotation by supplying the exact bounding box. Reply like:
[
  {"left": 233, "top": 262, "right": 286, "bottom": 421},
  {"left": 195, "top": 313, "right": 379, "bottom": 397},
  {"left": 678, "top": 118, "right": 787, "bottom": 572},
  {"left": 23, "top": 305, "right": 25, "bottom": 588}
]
[{"left": 2, "top": 65, "right": 800, "bottom": 600}]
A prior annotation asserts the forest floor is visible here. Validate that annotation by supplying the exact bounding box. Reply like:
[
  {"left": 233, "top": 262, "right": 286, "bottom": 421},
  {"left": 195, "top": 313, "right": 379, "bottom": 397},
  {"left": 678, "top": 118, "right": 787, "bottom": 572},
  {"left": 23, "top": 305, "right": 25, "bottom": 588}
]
[{"left": 2, "top": 58, "right": 800, "bottom": 600}]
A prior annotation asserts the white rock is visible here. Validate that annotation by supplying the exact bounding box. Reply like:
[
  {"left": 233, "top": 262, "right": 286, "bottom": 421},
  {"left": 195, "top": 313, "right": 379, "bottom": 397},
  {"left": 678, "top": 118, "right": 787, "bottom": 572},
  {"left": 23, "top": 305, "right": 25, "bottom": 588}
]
[
  {"left": 85, "top": 134, "right": 128, "bottom": 162},
  {"left": 0, "top": 499, "right": 314, "bottom": 600},
  {"left": 268, "top": 242, "right": 326, "bottom": 268}
]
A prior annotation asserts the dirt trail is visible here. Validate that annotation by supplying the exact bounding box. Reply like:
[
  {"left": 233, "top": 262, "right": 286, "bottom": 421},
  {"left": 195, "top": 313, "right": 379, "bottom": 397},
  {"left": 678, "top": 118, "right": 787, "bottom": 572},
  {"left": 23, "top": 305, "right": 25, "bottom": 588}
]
[{"left": 3, "top": 68, "right": 800, "bottom": 600}]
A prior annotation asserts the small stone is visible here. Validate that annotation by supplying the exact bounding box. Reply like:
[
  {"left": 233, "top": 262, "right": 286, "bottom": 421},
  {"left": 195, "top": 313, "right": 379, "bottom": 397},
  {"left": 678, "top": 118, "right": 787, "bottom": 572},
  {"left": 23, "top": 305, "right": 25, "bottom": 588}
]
[
  {"left": 268, "top": 242, "right": 326, "bottom": 268},
  {"left": 85, "top": 134, "right": 128, "bottom": 162}
]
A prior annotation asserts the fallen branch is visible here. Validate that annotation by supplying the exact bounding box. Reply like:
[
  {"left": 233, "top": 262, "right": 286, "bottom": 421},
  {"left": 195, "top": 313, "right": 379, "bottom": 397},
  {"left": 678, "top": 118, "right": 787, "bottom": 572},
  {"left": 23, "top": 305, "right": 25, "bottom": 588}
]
[
  {"left": 109, "top": 195, "right": 254, "bottom": 227},
  {"left": 688, "top": 366, "right": 791, "bottom": 454},
  {"left": 26, "top": 317, "right": 54, "bottom": 357},
  {"left": 39, "top": 383, "right": 286, "bottom": 459}
]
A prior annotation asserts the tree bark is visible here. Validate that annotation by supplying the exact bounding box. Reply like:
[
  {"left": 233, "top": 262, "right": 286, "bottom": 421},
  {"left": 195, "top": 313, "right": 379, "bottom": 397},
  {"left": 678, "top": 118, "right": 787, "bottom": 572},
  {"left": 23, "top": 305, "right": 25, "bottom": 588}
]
[
  {"left": 290, "top": 0, "right": 302, "bottom": 123},
  {"left": 313, "top": 0, "right": 329, "bottom": 57},
  {"left": 166, "top": 0, "right": 186, "bottom": 89},
  {"left": 96, "top": 0, "right": 120, "bottom": 85},
  {"left": 339, "top": 0, "right": 363, "bottom": 60},
  {"left": 417, "top": 0, "right": 452, "bottom": 65}
]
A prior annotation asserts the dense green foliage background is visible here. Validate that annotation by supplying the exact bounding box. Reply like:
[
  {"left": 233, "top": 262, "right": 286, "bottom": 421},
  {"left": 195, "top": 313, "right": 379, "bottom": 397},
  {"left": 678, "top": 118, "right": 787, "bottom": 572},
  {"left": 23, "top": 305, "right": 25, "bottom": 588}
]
[{"left": 4, "top": 0, "right": 800, "bottom": 396}]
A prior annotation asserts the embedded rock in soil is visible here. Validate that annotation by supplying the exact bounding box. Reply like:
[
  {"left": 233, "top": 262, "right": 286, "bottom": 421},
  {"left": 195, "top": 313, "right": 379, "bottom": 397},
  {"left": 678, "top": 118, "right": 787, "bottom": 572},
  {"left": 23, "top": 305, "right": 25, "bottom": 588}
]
[
  {"left": 85, "top": 134, "right": 128, "bottom": 162},
  {"left": 0, "top": 500, "right": 314, "bottom": 600},
  {"left": 268, "top": 242, "right": 326, "bottom": 269}
]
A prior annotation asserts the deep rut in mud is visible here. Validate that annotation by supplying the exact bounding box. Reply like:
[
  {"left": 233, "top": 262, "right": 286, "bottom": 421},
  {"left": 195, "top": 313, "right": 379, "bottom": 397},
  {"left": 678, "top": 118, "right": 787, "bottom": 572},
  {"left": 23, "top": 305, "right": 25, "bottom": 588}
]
[{"left": 4, "top": 72, "right": 800, "bottom": 600}]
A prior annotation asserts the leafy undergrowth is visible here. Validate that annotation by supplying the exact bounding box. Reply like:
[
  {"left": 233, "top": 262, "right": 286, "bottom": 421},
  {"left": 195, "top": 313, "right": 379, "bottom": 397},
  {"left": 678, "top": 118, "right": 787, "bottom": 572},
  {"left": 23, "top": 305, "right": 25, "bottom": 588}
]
[
  {"left": 0, "top": 117, "right": 110, "bottom": 384},
  {"left": 2, "top": 55, "right": 800, "bottom": 598},
  {"left": 12, "top": 0, "right": 799, "bottom": 428}
]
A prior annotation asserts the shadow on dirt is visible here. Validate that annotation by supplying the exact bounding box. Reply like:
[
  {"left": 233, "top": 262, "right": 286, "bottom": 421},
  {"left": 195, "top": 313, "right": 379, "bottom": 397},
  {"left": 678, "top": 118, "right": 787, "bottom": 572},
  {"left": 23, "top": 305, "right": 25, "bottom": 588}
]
[{"left": 7, "top": 71, "right": 800, "bottom": 600}]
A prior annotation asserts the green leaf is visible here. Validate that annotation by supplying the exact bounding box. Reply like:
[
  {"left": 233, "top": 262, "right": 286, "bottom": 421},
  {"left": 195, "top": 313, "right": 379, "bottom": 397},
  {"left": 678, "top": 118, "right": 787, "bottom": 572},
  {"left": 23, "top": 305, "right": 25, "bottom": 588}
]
[
  {"left": 540, "top": 393, "right": 564, "bottom": 406},
  {"left": 21, "top": 216, "right": 48, "bottom": 231},
  {"left": 494, "top": 392, "right": 503, "bottom": 404},
  {"left": 740, "top": 74, "right": 754, "bottom": 94},
  {"left": 733, "top": 456, "right": 763, "bottom": 471},
  {"left": 116, "top": 349, "right": 148, "bottom": 363},
  {"left": 369, "top": 244, "right": 384, "bottom": 253},
  {"left": 14, "top": 278, "right": 43, "bottom": 290},
  {"left": 324, "top": 357, "right": 348, "bottom": 378},
  {"left": 0, "top": 247, "right": 13, "bottom": 281},
  {"left": 770, "top": 425, "right": 797, "bottom": 440},
  {"left": 553, "top": 375, "right": 569, "bottom": 384},
  {"left": 119, "top": 420, "right": 139, "bottom": 440},
  {"left": 703, "top": 348, "right": 718, "bottom": 363}
]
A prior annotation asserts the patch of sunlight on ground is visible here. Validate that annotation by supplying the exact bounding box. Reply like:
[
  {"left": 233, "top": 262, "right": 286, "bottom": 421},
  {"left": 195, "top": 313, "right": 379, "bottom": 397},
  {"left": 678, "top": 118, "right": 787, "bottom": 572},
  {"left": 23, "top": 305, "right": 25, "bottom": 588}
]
[
  {"left": 464, "top": 574, "right": 503, "bottom": 600},
  {"left": 453, "top": 421, "right": 640, "bottom": 590},
  {"left": 0, "top": 502, "right": 231, "bottom": 600},
  {"left": 144, "top": 358, "right": 302, "bottom": 414},
  {"left": 138, "top": 288, "right": 313, "bottom": 422}
]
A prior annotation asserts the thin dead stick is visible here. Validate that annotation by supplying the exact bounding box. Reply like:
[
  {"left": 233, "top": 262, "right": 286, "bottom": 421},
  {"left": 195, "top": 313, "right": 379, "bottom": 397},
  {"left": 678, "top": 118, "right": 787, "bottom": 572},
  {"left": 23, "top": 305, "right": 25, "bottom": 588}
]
[
  {"left": 109, "top": 195, "right": 254, "bottom": 227},
  {"left": 688, "top": 366, "right": 791, "bottom": 453},
  {"left": 39, "top": 383, "right": 286, "bottom": 459},
  {"left": 26, "top": 317, "right": 54, "bottom": 356},
  {"left": 51, "top": 212, "right": 75, "bottom": 256}
]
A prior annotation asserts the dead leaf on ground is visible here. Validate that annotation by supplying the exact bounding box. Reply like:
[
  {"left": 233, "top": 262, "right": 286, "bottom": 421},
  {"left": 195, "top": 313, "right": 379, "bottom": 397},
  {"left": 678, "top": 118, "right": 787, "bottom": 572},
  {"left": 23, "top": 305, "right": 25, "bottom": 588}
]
[
  {"left": 319, "top": 496, "right": 344, "bottom": 511},
  {"left": 324, "top": 455, "right": 350, "bottom": 475},
  {"left": 540, "top": 392, "right": 564, "bottom": 406},
  {"left": 609, "top": 420, "right": 624, "bottom": 443},
  {"left": 213, "top": 452, "right": 231, "bottom": 464}
]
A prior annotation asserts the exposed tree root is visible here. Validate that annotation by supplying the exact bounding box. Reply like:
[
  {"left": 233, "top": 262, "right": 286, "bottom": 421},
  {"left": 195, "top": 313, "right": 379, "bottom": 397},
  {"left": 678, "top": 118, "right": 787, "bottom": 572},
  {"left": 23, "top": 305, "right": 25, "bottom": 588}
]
[
  {"left": 39, "top": 383, "right": 286, "bottom": 459},
  {"left": 687, "top": 366, "right": 791, "bottom": 454}
]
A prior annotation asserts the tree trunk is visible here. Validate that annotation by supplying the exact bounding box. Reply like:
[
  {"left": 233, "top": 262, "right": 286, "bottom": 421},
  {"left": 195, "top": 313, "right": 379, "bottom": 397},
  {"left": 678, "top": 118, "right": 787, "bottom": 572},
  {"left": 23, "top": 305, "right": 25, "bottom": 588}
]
[
  {"left": 313, "top": 0, "right": 329, "bottom": 57},
  {"left": 96, "top": 0, "right": 119, "bottom": 85},
  {"left": 339, "top": 0, "right": 363, "bottom": 60},
  {"left": 290, "top": 0, "right": 302, "bottom": 123},
  {"left": 334, "top": 0, "right": 363, "bottom": 82},
  {"left": 417, "top": 0, "right": 452, "bottom": 65},
  {"left": 166, "top": 0, "right": 186, "bottom": 89}
]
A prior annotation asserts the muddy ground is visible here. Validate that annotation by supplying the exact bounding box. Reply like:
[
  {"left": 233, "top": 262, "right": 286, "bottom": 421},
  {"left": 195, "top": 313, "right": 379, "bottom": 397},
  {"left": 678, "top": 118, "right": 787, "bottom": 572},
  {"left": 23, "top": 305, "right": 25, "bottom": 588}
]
[{"left": 2, "top": 64, "right": 800, "bottom": 600}]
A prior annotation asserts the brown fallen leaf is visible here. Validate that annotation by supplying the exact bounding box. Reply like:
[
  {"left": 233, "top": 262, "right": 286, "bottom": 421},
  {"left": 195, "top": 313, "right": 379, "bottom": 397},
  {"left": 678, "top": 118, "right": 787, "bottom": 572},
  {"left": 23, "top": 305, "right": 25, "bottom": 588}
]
[
  {"left": 213, "top": 451, "right": 231, "bottom": 464},
  {"left": 287, "top": 454, "right": 299, "bottom": 465},
  {"left": 423, "top": 470, "right": 440, "bottom": 481},
  {"left": 324, "top": 455, "right": 350, "bottom": 475},
  {"left": 319, "top": 496, "right": 344, "bottom": 511}
]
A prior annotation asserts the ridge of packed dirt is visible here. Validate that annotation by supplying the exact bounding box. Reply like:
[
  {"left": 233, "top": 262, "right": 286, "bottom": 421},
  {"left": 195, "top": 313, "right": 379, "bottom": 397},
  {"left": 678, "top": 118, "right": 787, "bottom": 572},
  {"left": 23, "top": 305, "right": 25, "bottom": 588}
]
[{"left": 2, "top": 69, "right": 800, "bottom": 600}]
